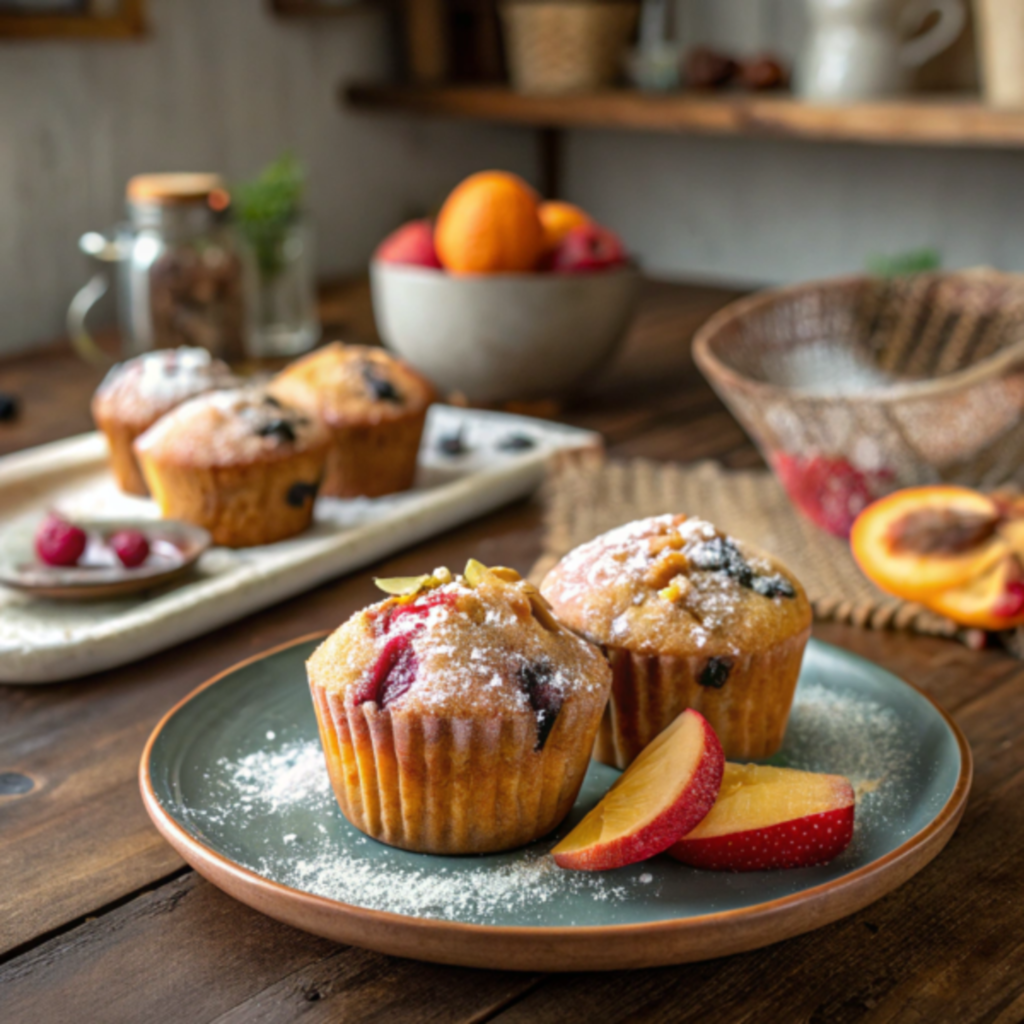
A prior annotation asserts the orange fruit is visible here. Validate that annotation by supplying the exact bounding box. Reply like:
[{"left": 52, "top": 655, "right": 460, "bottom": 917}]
[
  {"left": 538, "top": 200, "right": 591, "bottom": 251},
  {"left": 435, "top": 171, "right": 544, "bottom": 274}
]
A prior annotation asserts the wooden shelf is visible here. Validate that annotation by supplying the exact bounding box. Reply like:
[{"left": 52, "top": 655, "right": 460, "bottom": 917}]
[{"left": 345, "top": 83, "right": 1024, "bottom": 149}]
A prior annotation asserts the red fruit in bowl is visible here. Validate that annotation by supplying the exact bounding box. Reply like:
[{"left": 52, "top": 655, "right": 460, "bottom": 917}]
[
  {"left": 772, "top": 452, "right": 889, "bottom": 538},
  {"left": 35, "top": 515, "right": 87, "bottom": 567},
  {"left": 110, "top": 529, "right": 150, "bottom": 568},
  {"left": 551, "top": 223, "right": 626, "bottom": 273},
  {"left": 375, "top": 219, "right": 443, "bottom": 269}
]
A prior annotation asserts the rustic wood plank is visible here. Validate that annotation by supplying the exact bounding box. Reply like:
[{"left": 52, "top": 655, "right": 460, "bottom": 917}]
[
  {"left": 344, "top": 84, "right": 1024, "bottom": 150},
  {"left": 4, "top": 279, "right": 1024, "bottom": 1023},
  {"left": 0, "top": 873, "right": 541, "bottom": 1024}
]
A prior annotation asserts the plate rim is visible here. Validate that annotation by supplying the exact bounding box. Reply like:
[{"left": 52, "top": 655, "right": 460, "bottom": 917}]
[{"left": 139, "top": 633, "right": 973, "bottom": 972}]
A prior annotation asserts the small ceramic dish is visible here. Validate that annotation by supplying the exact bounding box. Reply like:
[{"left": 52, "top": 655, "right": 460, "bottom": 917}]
[
  {"left": 693, "top": 269, "right": 1024, "bottom": 536},
  {"left": 0, "top": 518, "right": 210, "bottom": 600},
  {"left": 370, "top": 261, "right": 640, "bottom": 403}
]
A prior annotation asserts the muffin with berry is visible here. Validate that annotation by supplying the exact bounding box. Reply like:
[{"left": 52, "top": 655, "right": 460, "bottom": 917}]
[
  {"left": 91, "top": 347, "right": 236, "bottom": 495},
  {"left": 269, "top": 342, "right": 435, "bottom": 499},
  {"left": 541, "top": 515, "right": 811, "bottom": 768},
  {"left": 134, "top": 388, "right": 328, "bottom": 547},
  {"left": 307, "top": 560, "right": 612, "bottom": 854}
]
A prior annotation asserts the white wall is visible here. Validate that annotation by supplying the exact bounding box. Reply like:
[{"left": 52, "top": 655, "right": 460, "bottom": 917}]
[
  {"left": 563, "top": 131, "right": 1024, "bottom": 288},
  {"left": 0, "top": 0, "right": 534, "bottom": 354},
  {"left": 560, "top": 0, "right": 1022, "bottom": 286}
]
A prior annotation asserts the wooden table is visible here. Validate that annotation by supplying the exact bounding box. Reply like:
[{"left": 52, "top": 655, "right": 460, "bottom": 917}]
[{"left": 2, "top": 282, "right": 1022, "bottom": 1024}]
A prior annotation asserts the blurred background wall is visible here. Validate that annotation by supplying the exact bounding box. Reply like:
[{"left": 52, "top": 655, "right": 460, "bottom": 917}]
[
  {"left": 1, "top": 0, "right": 1022, "bottom": 353},
  {"left": 0, "top": 0, "right": 534, "bottom": 354}
]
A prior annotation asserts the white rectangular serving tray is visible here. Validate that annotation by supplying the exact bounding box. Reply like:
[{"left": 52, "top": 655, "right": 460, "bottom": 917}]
[{"left": 0, "top": 406, "right": 600, "bottom": 684}]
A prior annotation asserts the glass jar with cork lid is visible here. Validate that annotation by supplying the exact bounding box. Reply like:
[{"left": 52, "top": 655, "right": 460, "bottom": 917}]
[{"left": 69, "top": 173, "right": 254, "bottom": 363}]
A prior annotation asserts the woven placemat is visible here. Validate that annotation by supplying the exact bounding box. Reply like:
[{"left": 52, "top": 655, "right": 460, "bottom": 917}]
[{"left": 530, "top": 451, "right": 962, "bottom": 639}]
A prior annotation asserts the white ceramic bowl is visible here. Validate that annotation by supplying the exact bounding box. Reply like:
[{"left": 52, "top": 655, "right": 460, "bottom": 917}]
[{"left": 370, "top": 261, "right": 640, "bottom": 403}]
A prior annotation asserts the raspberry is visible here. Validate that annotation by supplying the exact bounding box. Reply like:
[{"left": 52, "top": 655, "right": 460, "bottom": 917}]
[
  {"left": 110, "top": 529, "right": 150, "bottom": 568},
  {"left": 35, "top": 515, "right": 87, "bottom": 567},
  {"left": 772, "top": 452, "right": 890, "bottom": 538}
]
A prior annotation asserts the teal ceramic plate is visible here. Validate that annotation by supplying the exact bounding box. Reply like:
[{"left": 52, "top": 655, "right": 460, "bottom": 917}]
[{"left": 140, "top": 635, "right": 971, "bottom": 971}]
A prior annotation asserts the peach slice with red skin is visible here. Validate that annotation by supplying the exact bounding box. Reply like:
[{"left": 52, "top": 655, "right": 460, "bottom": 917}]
[
  {"left": 552, "top": 709, "right": 724, "bottom": 872},
  {"left": 921, "top": 553, "right": 1024, "bottom": 631},
  {"left": 851, "top": 486, "right": 1007, "bottom": 602},
  {"left": 670, "top": 763, "right": 855, "bottom": 872}
]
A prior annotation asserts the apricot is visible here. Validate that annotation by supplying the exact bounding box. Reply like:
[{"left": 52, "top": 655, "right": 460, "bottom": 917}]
[
  {"left": 435, "top": 171, "right": 544, "bottom": 274},
  {"left": 850, "top": 486, "right": 1007, "bottom": 601},
  {"left": 538, "top": 200, "right": 591, "bottom": 251}
]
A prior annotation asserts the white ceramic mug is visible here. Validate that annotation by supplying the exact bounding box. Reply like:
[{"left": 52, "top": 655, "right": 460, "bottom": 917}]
[{"left": 797, "top": 0, "right": 966, "bottom": 101}]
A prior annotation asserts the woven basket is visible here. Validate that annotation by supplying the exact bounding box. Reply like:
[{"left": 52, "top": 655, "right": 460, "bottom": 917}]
[
  {"left": 693, "top": 269, "right": 1024, "bottom": 536},
  {"left": 500, "top": 0, "right": 639, "bottom": 94}
]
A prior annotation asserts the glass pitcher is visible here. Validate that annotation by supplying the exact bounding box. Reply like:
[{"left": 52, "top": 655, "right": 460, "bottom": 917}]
[{"left": 68, "top": 174, "right": 254, "bottom": 364}]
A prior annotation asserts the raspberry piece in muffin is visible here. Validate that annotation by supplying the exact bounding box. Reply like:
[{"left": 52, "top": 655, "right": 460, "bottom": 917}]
[{"left": 306, "top": 561, "right": 611, "bottom": 854}]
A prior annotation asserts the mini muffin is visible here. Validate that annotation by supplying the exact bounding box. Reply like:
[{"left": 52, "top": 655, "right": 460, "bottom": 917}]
[
  {"left": 307, "top": 561, "right": 612, "bottom": 854},
  {"left": 91, "top": 347, "right": 236, "bottom": 495},
  {"left": 134, "top": 388, "right": 329, "bottom": 547},
  {"left": 541, "top": 515, "right": 812, "bottom": 768},
  {"left": 269, "top": 342, "right": 435, "bottom": 499}
]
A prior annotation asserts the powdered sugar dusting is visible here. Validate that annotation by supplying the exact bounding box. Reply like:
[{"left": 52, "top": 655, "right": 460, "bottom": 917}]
[
  {"left": 308, "top": 576, "right": 610, "bottom": 719},
  {"left": 779, "top": 683, "right": 915, "bottom": 854},
  {"left": 178, "top": 668, "right": 939, "bottom": 926},
  {"left": 95, "top": 346, "right": 236, "bottom": 422}
]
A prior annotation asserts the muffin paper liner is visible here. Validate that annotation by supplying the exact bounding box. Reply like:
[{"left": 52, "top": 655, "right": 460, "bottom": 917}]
[
  {"left": 595, "top": 627, "right": 811, "bottom": 769},
  {"left": 321, "top": 411, "right": 427, "bottom": 499},
  {"left": 310, "top": 682, "right": 602, "bottom": 854}
]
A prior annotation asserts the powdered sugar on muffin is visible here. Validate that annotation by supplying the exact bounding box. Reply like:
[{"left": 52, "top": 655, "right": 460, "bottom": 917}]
[
  {"left": 309, "top": 565, "right": 609, "bottom": 738},
  {"left": 135, "top": 388, "right": 328, "bottom": 468},
  {"left": 93, "top": 347, "right": 236, "bottom": 429},
  {"left": 542, "top": 514, "right": 810, "bottom": 658}
]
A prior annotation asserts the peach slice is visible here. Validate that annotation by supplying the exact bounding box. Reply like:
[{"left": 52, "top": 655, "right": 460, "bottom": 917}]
[
  {"left": 851, "top": 486, "right": 1006, "bottom": 601},
  {"left": 552, "top": 709, "right": 724, "bottom": 872},
  {"left": 921, "top": 554, "right": 1024, "bottom": 631},
  {"left": 669, "top": 763, "right": 855, "bottom": 872}
]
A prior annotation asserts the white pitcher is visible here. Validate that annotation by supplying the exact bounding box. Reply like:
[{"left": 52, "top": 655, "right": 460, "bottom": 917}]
[{"left": 797, "top": 0, "right": 966, "bottom": 101}]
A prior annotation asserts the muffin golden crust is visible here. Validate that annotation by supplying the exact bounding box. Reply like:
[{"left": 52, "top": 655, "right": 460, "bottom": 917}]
[
  {"left": 269, "top": 342, "right": 436, "bottom": 499},
  {"left": 134, "top": 388, "right": 329, "bottom": 547},
  {"left": 307, "top": 562, "right": 612, "bottom": 854},
  {"left": 91, "top": 346, "right": 236, "bottom": 495},
  {"left": 541, "top": 515, "right": 812, "bottom": 767}
]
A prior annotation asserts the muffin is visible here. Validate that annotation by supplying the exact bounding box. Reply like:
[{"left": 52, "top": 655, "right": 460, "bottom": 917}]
[
  {"left": 541, "top": 515, "right": 812, "bottom": 768},
  {"left": 91, "top": 347, "right": 236, "bottom": 495},
  {"left": 307, "top": 561, "right": 612, "bottom": 854},
  {"left": 134, "top": 388, "right": 329, "bottom": 547},
  {"left": 269, "top": 342, "right": 435, "bottom": 499}
]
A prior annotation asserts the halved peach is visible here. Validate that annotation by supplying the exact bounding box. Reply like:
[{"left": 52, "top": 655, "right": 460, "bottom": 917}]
[
  {"left": 669, "top": 763, "right": 855, "bottom": 872},
  {"left": 552, "top": 709, "right": 724, "bottom": 872},
  {"left": 851, "top": 486, "right": 1006, "bottom": 601},
  {"left": 921, "top": 554, "right": 1024, "bottom": 631}
]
